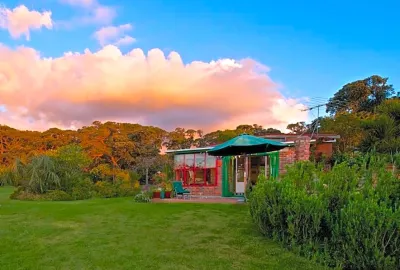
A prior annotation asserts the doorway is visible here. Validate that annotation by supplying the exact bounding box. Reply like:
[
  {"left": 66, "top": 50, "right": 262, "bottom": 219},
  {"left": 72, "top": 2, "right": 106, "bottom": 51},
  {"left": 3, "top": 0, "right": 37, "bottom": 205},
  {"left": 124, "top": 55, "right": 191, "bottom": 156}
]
[
  {"left": 235, "top": 156, "right": 246, "bottom": 194},
  {"left": 249, "top": 156, "right": 266, "bottom": 185}
]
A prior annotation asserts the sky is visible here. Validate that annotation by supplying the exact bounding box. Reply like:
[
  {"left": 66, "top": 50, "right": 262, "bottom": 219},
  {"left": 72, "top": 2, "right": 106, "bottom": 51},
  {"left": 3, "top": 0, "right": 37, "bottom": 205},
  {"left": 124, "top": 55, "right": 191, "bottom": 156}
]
[{"left": 0, "top": 0, "right": 399, "bottom": 132}]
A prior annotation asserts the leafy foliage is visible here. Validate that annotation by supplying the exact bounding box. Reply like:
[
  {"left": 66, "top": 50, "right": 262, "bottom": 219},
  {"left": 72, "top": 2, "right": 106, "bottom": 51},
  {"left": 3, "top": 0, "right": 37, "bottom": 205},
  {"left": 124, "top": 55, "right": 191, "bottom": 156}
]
[
  {"left": 286, "top": 122, "right": 307, "bottom": 134},
  {"left": 249, "top": 156, "right": 400, "bottom": 269},
  {"left": 45, "top": 190, "right": 73, "bottom": 201},
  {"left": 360, "top": 99, "right": 400, "bottom": 153},
  {"left": 71, "top": 179, "right": 95, "bottom": 200},
  {"left": 326, "top": 75, "right": 395, "bottom": 115},
  {"left": 133, "top": 191, "right": 151, "bottom": 203}
]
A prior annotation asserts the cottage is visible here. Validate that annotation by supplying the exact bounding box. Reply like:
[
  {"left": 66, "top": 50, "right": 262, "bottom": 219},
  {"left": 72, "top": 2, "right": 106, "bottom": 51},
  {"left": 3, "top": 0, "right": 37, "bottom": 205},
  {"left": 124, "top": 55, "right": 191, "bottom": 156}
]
[{"left": 166, "top": 134, "right": 339, "bottom": 198}]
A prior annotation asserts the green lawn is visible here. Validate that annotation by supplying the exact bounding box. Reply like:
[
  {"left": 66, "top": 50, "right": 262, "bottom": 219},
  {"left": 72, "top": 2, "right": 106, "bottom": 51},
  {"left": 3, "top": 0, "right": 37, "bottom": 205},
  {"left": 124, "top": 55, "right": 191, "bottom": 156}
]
[{"left": 0, "top": 187, "right": 325, "bottom": 270}]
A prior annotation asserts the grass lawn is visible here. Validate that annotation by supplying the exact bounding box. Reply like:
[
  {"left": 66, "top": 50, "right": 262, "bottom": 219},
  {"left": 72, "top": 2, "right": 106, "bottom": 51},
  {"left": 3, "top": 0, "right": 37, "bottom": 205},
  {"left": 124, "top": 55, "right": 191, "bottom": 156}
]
[{"left": 0, "top": 187, "right": 325, "bottom": 270}]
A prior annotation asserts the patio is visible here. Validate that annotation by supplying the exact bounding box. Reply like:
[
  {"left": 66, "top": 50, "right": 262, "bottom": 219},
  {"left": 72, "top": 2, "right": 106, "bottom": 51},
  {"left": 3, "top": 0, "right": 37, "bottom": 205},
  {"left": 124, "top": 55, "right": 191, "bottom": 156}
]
[{"left": 152, "top": 196, "right": 245, "bottom": 204}]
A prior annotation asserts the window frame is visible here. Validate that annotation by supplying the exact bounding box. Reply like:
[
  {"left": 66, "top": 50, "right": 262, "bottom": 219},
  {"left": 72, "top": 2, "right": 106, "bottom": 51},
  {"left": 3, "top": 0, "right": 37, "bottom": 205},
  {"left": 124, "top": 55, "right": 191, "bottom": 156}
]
[{"left": 174, "top": 152, "right": 218, "bottom": 187}]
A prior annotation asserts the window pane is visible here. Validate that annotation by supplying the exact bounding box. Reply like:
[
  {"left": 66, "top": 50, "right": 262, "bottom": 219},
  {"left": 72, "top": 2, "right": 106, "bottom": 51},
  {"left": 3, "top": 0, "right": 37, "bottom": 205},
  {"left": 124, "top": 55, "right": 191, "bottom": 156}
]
[
  {"left": 174, "top": 155, "right": 185, "bottom": 169},
  {"left": 184, "top": 154, "right": 194, "bottom": 167},
  {"left": 187, "top": 170, "right": 194, "bottom": 185},
  {"left": 205, "top": 168, "right": 216, "bottom": 185},
  {"left": 194, "top": 169, "right": 204, "bottom": 184},
  {"left": 205, "top": 154, "right": 216, "bottom": 168},
  {"left": 195, "top": 153, "right": 205, "bottom": 168}
]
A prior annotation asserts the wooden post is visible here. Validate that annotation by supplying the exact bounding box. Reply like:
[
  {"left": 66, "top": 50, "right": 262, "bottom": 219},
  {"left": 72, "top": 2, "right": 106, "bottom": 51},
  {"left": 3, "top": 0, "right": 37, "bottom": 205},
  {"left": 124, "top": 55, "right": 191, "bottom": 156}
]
[
  {"left": 265, "top": 155, "right": 268, "bottom": 178},
  {"left": 244, "top": 155, "right": 249, "bottom": 188},
  {"left": 145, "top": 167, "right": 149, "bottom": 186}
]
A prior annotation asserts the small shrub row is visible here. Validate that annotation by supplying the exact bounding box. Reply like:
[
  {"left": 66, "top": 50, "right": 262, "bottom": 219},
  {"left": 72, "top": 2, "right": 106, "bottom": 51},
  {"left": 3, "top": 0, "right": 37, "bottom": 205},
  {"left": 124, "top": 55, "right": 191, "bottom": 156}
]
[
  {"left": 10, "top": 187, "right": 72, "bottom": 201},
  {"left": 93, "top": 181, "right": 141, "bottom": 198},
  {"left": 249, "top": 157, "right": 400, "bottom": 269},
  {"left": 10, "top": 180, "right": 142, "bottom": 201}
]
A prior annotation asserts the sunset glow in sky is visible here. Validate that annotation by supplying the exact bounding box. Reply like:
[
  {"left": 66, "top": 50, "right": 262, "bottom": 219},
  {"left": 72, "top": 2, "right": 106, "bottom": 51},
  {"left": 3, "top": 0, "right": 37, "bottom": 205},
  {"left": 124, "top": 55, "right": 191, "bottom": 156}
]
[{"left": 0, "top": 0, "right": 398, "bottom": 132}]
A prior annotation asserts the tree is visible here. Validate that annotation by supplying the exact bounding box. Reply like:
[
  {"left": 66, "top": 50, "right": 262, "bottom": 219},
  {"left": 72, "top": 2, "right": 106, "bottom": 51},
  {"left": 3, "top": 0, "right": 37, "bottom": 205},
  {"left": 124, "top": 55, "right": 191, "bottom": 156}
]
[
  {"left": 14, "top": 156, "right": 61, "bottom": 194},
  {"left": 263, "top": 128, "right": 282, "bottom": 134},
  {"left": 318, "top": 114, "right": 367, "bottom": 153},
  {"left": 54, "top": 144, "right": 91, "bottom": 191},
  {"left": 287, "top": 122, "right": 307, "bottom": 134},
  {"left": 326, "top": 75, "right": 395, "bottom": 115},
  {"left": 360, "top": 99, "right": 400, "bottom": 153},
  {"left": 163, "top": 127, "right": 203, "bottom": 150}
]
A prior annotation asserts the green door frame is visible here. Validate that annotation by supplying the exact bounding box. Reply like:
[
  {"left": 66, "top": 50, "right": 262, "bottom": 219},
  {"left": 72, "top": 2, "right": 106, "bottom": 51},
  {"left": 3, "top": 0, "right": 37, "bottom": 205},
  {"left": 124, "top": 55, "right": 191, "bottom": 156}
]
[{"left": 221, "top": 151, "right": 280, "bottom": 197}]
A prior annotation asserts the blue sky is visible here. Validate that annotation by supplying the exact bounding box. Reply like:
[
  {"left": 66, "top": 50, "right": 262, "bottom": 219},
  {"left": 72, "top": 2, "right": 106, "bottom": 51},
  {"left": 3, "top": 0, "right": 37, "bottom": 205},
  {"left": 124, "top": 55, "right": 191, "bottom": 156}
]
[{"left": 0, "top": 0, "right": 399, "bottom": 130}]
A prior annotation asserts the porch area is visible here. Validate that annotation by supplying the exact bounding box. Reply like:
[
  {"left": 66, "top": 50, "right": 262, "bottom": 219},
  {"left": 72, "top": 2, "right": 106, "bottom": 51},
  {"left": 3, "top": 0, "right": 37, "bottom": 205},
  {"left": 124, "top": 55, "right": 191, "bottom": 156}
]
[{"left": 152, "top": 196, "right": 245, "bottom": 204}]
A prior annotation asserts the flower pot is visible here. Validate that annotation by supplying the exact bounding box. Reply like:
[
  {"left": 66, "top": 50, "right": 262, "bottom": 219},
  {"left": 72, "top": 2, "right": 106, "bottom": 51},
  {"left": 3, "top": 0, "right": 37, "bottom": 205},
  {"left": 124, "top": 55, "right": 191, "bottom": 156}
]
[
  {"left": 153, "top": 191, "right": 161, "bottom": 199},
  {"left": 160, "top": 190, "right": 165, "bottom": 199},
  {"left": 165, "top": 191, "right": 171, "bottom": 198}
]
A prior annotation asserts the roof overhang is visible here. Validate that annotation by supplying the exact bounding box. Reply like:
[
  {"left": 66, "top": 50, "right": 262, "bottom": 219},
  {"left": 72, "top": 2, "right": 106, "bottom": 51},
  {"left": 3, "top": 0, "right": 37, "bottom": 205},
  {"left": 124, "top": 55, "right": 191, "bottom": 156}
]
[
  {"left": 165, "top": 137, "right": 339, "bottom": 155},
  {"left": 165, "top": 147, "right": 213, "bottom": 154}
]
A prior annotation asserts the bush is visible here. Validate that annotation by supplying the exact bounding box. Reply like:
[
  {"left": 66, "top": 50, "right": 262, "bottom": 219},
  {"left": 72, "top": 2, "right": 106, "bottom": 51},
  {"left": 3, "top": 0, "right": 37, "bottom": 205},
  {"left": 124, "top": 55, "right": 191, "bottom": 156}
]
[
  {"left": 94, "top": 181, "right": 117, "bottom": 198},
  {"left": 45, "top": 190, "right": 73, "bottom": 201},
  {"left": 116, "top": 185, "right": 141, "bottom": 197},
  {"left": 71, "top": 178, "right": 94, "bottom": 200},
  {"left": 10, "top": 186, "right": 44, "bottom": 201},
  {"left": 133, "top": 192, "right": 151, "bottom": 203},
  {"left": 10, "top": 186, "right": 26, "bottom": 200},
  {"left": 249, "top": 158, "right": 400, "bottom": 269}
]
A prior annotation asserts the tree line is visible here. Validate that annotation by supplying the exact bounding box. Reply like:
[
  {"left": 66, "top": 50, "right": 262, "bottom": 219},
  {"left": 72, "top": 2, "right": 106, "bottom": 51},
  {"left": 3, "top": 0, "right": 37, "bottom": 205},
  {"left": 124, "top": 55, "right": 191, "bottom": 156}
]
[
  {"left": 286, "top": 75, "right": 399, "bottom": 159},
  {"left": 1, "top": 74, "right": 398, "bottom": 175}
]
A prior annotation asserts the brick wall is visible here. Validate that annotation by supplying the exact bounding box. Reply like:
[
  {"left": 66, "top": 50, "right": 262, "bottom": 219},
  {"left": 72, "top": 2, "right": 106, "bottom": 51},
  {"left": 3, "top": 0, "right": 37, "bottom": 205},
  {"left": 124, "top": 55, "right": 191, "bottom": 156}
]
[
  {"left": 315, "top": 142, "right": 333, "bottom": 158},
  {"left": 278, "top": 136, "right": 311, "bottom": 175},
  {"left": 294, "top": 137, "right": 311, "bottom": 161},
  {"left": 279, "top": 147, "right": 296, "bottom": 174}
]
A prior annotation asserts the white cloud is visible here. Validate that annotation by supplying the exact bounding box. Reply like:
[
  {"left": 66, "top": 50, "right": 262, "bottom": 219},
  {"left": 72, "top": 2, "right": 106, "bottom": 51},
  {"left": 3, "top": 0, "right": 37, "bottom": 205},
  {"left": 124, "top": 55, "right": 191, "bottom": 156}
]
[
  {"left": 93, "top": 24, "right": 134, "bottom": 47},
  {"left": 0, "top": 5, "right": 52, "bottom": 40},
  {"left": 114, "top": 35, "right": 136, "bottom": 46}
]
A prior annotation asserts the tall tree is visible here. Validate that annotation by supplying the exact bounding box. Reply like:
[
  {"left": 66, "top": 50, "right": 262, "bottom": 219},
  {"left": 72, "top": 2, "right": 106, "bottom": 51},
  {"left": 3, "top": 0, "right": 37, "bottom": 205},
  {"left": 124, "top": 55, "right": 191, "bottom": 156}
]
[
  {"left": 287, "top": 122, "right": 307, "bottom": 134},
  {"left": 326, "top": 75, "right": 395, "bottom": 115},
  {"left": 163, "top": 128, "right": 196, "bottom": 150}
]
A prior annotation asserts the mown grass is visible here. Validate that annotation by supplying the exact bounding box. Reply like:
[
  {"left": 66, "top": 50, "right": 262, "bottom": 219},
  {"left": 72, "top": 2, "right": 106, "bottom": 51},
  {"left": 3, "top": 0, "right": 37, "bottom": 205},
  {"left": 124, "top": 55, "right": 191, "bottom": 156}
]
[{"left": 0, "top": 187, "right": 325, "bottom": 270}]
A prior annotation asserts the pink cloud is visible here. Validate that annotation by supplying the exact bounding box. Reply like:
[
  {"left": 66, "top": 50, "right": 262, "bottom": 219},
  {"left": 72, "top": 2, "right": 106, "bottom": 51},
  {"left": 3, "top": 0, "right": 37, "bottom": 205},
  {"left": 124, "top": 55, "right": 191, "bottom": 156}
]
[
  {"left": 0, "top": 44, "right": 308, "bottom": 132},
  {"left": 0, "top": 5, "right": 52, "bottom": 40},
  {"left": 114, "top": 36, "right": 136, "bottom": 47},
  {"left": 93, "top": 24, "right": 134, "bottom": 46},
  {"left": 59, "top": 0, "right": 116, "bottom": 25}
]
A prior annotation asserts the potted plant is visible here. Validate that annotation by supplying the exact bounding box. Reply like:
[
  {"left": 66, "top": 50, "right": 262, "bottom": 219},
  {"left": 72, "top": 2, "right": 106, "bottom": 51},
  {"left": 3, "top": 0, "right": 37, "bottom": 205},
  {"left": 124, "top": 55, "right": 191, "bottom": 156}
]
[
  {"left": 151, "top": 186, "right": 161, "bottom": 199},
  {"left": 165, "top": 182, "right": 173, "bottom": 198}
]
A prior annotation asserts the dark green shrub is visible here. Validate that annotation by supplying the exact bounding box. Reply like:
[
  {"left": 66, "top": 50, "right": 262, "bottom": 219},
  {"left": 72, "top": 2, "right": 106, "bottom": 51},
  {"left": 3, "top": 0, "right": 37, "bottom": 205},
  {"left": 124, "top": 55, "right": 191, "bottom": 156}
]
[
  {"left": 249, "top": 158, "right": 400, "bottom": 269},
  {"left": 116, "top": 185, "right": 141, "bottom": 197},
  {"left": 45, "top": 190, "right": 73, "bottom": 201},
  {"left": 9, "top": 186, "right": 26, "bottom": 200},
  {"left": 331, "top": 197, "right": 399, "bottom": 269},
  {"left": 71, "top": 178, "right": 94, "bottom": 200},
  {"left": 10, "top": 187, "right": 44, "bottom": 201},
  {"left": 93, "top": 181, "right": 117, "bottom": 198}
]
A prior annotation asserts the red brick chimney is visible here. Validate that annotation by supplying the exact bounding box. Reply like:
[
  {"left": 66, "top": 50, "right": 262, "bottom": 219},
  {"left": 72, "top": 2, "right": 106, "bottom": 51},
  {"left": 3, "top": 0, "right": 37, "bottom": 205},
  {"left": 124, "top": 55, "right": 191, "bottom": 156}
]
[{"left": 294, "top": 136, "right": 310, "bottom": 161}]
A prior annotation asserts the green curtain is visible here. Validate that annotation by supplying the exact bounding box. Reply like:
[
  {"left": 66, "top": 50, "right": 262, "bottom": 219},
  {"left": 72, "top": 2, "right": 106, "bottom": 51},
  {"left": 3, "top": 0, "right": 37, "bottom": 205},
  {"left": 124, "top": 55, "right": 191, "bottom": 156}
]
[{"left": 268, "top": 151, "right": 280, "bottom": 179}]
